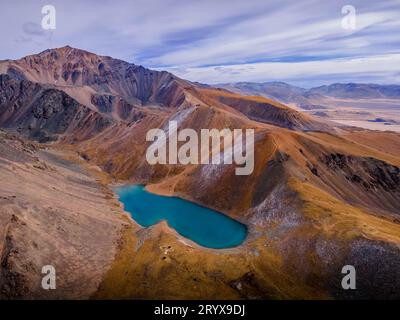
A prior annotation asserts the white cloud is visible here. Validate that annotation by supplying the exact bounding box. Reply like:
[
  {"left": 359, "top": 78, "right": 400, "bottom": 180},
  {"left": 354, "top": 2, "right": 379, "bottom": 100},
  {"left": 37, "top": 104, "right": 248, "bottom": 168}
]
[{"left": 149, "top": 8, "right": 400, "bottom": 67}]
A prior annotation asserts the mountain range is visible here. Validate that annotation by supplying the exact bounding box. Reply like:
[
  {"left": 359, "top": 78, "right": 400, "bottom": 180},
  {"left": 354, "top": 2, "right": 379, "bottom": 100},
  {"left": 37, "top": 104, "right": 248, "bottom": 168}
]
[
  {"left": 0, "top": 46, "right": 399, "bottom": 299},
  {"left": 219, "top": 81, "right": 400, "bottom": 109}
]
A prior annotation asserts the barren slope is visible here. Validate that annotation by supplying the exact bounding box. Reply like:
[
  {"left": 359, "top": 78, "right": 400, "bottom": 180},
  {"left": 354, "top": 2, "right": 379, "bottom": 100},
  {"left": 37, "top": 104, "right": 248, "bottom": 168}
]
[{"left": 0, "top": 130, "right": 127, "bottom": 299}]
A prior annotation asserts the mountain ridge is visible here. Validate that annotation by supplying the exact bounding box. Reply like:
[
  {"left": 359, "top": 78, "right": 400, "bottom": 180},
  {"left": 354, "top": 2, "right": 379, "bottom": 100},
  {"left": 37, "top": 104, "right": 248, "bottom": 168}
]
[
  {"left": 218, "top": 81, "right": 400, "bottom": 110},
  {"left": 0, "top": 46, "right": 328, "bottom": 133}
]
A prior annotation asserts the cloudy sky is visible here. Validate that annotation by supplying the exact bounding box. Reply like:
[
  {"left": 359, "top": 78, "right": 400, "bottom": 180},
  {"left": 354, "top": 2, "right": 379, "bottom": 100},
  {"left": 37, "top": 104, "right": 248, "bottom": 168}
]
[{"left": 1, "top": 0, "right": 399, "bottom": 87}]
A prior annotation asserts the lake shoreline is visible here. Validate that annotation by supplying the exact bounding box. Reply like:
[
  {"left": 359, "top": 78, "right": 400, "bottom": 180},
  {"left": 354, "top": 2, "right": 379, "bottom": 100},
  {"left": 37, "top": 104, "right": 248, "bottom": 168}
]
[{"left": 115, "top": 184, "right": 248, "bottom": 249}]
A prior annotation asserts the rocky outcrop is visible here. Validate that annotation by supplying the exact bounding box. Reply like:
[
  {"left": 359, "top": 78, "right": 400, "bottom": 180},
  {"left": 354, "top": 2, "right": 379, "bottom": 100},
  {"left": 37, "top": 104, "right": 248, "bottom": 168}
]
[
  {"left": 323, "top": 153, "right": 400, "bottom": 192},
  {"left": 91, "top": 94, "right": 114, "bottom": 113},
  {"left": 90, "top": 93, "right": 147, "bottom": 122},
  {"left": 0, "top": 74, "right": 113, "bottom": 142}
]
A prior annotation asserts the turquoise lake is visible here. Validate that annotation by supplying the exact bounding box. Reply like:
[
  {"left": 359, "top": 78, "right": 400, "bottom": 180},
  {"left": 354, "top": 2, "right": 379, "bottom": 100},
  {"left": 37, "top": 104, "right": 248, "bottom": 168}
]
[{"left": 115, "top": 185, "right": 247, "bottom": 249}]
